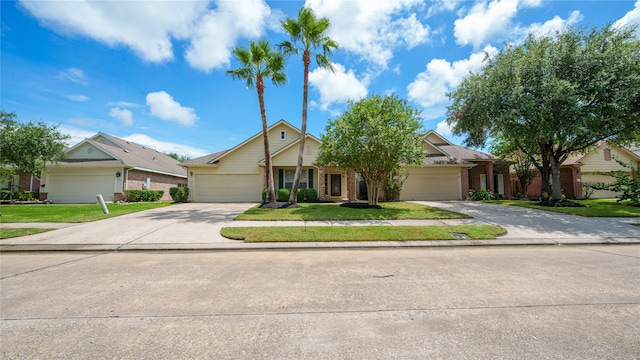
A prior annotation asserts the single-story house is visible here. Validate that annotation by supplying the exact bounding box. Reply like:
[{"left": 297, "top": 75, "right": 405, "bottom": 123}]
[
  {"left": 39, "top": 133, "right": 187, "bottom": 203},
  {"left": 511, "top": 141, "right": 640, "bottom": 199},
  {"left": 183, "top": 120, "right": 510, "bottom": 202}
]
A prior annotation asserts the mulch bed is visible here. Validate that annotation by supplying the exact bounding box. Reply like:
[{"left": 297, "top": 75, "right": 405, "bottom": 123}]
[
  {"left": 259, "top": 202, "right": 302, "bottom": 209},
  {"left": 340, "top": 202, "right": 383, "bottom": 209},
  {"left": 535, "top": 199, "right": 586, "bottom": 207}
]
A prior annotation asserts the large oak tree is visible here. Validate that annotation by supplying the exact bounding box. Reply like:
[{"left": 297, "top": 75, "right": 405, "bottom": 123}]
[{"left": 447, "top": 25, "right": 640, "bottom": 199}]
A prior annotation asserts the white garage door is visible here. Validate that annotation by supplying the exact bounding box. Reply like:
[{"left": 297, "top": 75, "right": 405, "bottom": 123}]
[
  {"left": 48, "top": 175, "right": 114, "bottom": 203},
  {"left": 400, "top": 168, "right": 461, "bottom": 201},
  {"left": 582, "top": 173, "right": 620, "bottom": 199},
  {"left": 194, "top": 174, "right": 262, "bottom": 202}
]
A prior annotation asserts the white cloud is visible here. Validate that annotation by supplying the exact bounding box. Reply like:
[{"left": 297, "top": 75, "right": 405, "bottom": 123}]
[
  {"left": 106, "top": 101, "right": 143, "bottom": 108},
  {"left": 109, "top": 107, "right": 133, "bottom": 126},
  {"left": 308, "top": 63, "right": 368, "bottom": 110},
  {"left": 67, "top": 94, "right": 89, "bottom": 102},
  {"left": 19, "top": 0, "right": 272, "bottom": 71},
  {"left": 523, "top": 10, "right": 583, "bottom": 38},
  {"left": 185, "top": 0, "right": 271, "bottom": 71},
  {"left": 407, "top": 45, "right": 498, "bottom": 109},
  {"left": 145, "top": 91, "right": 198, "bottom": 126},
  {"left": 122, "top": 134, "right": 208, "bottom": 158},
  {"left": 57, "top": 67, "right": 88, "bottom": 85},
  {"left": 20, "top": 0, "right": 207, "bottom": 63},
  {"left": 614, "top": 0, "right": 640, "bottom": 31},
  {"left": 436, "top": 120, "right": 453, "bottom": 136},
  {"left": 427, "top": 0, "right": 461, "bottom": 17},
  {"left": 454, "top": 0, "right": 519, "bottom": 48},
  {"left": 58, "top": 125, "right": 97, "bottom": 147},
  {"left": 306, "top": 0, "right": 431, "bottom": 69}
]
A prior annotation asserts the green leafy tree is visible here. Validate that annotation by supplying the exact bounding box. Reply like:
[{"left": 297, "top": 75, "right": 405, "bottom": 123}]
[
  {"left": 585, "top": 157, "right": 640, "bottom": 205},
  {"left": 166, "top": 152, "right": 191, "bottom": 163},
  {"left": 227, "top": 39, "right": 287, "bottom": 204},
  {"left": 447, "top": 25, "right": 640, "bottom": 199},
  {"left": 0, "top": 110, "right": 70, "bottom": 180},
  {"left": 318, "top": 94, "right": 427, "bottom": 206},
  {"left": 279, "top": 7, "right": 338, "bottom": 204},
  {"left": 491, "top": 139, "right": 536, "bottom": 198}
]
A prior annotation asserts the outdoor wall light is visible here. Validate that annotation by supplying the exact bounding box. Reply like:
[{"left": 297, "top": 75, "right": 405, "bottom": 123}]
[
  {"left": 116, "top": 171, "right": 121, "bottom": 177},
  {"left": 190, "top": 171, "right": 193, "bottom": 176}
]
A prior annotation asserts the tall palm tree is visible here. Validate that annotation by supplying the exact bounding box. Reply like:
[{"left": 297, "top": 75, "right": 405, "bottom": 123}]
[
  {"left": 227, "top": 39, "right": 287, "bottom": 204},
  {"left": 279, "top": 7, "right": 338, "bottom": 204}
]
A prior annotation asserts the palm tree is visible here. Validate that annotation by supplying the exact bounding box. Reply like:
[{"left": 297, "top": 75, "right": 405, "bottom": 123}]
[
  {"left": 227, "top": 39, "right": 287, "bottom": 204},
  {"left": 279, "top": 7, "right": 338, "bottom": 204}
]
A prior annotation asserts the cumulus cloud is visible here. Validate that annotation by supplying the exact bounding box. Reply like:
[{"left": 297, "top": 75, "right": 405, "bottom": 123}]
[
  {"left": 308, "top": 63, "right": 368, "bottom": 110},
  {"left": 454, "top": 0, "right": 520, "bottom": 48},
  {"left": 109, "top": 107, "right": 133, "bottom": 126},
  {"left": 57, "top": 67, "right": 88, "bottom": 85},
  {"left": 67, "top": 94, "right": 89, "bottom": 102},
  {"left": 122, "top": 134, "right": 208, "bottom": 158},
  {"left": 20, "top": 1, "right": 206, "bottom": 63},
  {"left": 146, "top": 91, "right": 198, "bottom": 126},
  {"left": 306, "top": 0, "right": 431, "bottom": 70},
  {"left": 436, "top": 120, "right": 453, "bottom": 136},
  {"left": 614, "top": 0, "right": 640, "bottom": 31},
  {"left": 19, "top": 0, "right": 271, "bottom": 71},
  {"left": 407, "top": 45, "right": 498, "bottom": 110},
  {"left": 523, "top": 10, "right": 583, "bottom": 39},
  {"left": 185, "top": 0, "right": 271, "bottom": 71}
]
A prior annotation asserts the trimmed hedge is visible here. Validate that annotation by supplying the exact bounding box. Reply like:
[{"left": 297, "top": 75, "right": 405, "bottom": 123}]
[
  {"left": 169, "top": 187, "right": 189, "bottom": 202},
  {"left": 124, "top": 189, "right": 164, "bottom": 202},
  {"left": 296, "top": 188, "right": 306, "bottom": 202},
  {"left": 1, "top": 191, "right": 39, "bottom": 201},
  {"left": 277, "top": 188, "right": 290, "bottom": 202},
  {"left": 306, "top": 188, "right": 318, "bottom": 202}
]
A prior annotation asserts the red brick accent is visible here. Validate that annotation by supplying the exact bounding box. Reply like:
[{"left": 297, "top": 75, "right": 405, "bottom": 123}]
[
  {"left": 125, "top": 170, "right": 186, "bottom": 201},
  {"left": 461, "top": 168, "right": 470, "bottom": 199}
]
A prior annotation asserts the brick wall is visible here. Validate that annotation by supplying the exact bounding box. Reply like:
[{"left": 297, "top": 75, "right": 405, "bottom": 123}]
[{"left": 126, "top": 170, "right": 186, "bottom": 201}]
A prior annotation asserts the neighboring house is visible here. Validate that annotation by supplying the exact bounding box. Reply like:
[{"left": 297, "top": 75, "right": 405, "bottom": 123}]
[
  {"left": 0, "top": 170, "right": 41, "bottom": 193},
  {"left": 183, "top": 120, "right": 510, "bottom": 202},
  {"left": 40, "top": 133, "right": 187, "bottom": 203},
  {"left": 513, "top": 141, "right": 640, "bottom": 199}
]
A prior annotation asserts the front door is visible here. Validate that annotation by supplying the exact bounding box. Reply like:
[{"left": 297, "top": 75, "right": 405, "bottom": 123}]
[{"left": 331, "top": 174, "right": 342, "bottom": 197}]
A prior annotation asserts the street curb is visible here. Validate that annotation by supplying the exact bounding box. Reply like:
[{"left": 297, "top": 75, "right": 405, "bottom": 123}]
[{"left": 2, "top": 238, "right": 639, "bottom": 252}]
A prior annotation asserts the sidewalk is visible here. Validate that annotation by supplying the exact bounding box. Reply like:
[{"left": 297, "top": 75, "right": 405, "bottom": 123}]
[{"left": 1, "top": 201, "right": 639, "bottom": 252}]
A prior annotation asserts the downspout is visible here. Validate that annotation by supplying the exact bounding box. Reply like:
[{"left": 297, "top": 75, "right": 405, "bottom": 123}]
[
  {"left": 125, "top": 168, "right": 130, "bottom": 192},
  {"left": 30, "top": 174, "right": 33, "bottom": 192}
]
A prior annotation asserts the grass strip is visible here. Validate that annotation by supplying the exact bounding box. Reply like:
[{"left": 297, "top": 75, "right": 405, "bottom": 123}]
[
  {"left": 485, "top": 199, "right": 640, "bottom": 217},
  {"left": 235, "top": 202, "right": 470, "bottom": 221},
  {"left": 0, "top": 228, "right": 53, "bottom": 239},
  {"left": 221, "top": 225, "right": 506, "bottom": 242},
  {"left": 0, "top": 202, "right": 174, "bottom": 223}
]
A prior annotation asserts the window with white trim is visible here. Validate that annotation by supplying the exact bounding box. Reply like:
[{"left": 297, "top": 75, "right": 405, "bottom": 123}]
[{"left": 284, "top": 169, "right": 308, "bottom": 189}]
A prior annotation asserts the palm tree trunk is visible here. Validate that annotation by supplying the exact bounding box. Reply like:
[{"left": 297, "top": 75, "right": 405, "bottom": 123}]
[
  {"left": 257, "top": 75, "right": 276, "bottom": 203},
  {"left": 288, "top": 50, "right": 311, "bottom": 204}
]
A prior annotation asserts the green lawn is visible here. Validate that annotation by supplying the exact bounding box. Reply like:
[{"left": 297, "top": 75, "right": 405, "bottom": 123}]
[
  {"left": 0, "top": 228, "right": 53, "bottom": 239},
  {"left": 221, "top": 225, "right": 506, "bottom": 242},
  {"left": 234, "top": 202, "right": 470, "bottom": 221},
  {"left": 0, "top": 202, "right": 174, "bottom": 223},
  {"left": 485, "top": 199, "right": 640, "bottom": 217}
]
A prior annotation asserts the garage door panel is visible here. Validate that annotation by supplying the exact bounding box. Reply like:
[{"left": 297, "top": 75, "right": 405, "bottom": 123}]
[
  {"left": 582, "top": 174, "right": 620, "bottom": 199},
  {"left": 195, "top": 174, "right": 261, "bottom": 202},
  {"left": 400, "top": 168, "right": 460, "bottom": 201},
  {"left": 48, "top": 175, "right": 114, "bottom": 203}
]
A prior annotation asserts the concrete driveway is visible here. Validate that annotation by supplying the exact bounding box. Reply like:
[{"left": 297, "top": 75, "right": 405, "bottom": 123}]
[{"left": 1, "top": 201, "right": 639, "bottom": 251}]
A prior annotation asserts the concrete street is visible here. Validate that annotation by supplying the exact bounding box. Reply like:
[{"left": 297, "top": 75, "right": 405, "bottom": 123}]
[{"left": 1, "top": 246, "right": 639, "bottom": 359}]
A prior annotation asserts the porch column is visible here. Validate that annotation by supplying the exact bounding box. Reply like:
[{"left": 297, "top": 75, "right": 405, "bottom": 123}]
[
  {"left": 487, "top": 161, "right": 495, "bottom": 194},
  {"left": 347, "top": 169, "right": 356, "bottom": 201},
  {"left": 318, "top": 167, "right": 327, "bottom": 201},
  {"left": 574, "top": 166, "right": 583, "bottom": 198},
  {"left": 460, "top": 168, "right": 469, "bottom": 200}
]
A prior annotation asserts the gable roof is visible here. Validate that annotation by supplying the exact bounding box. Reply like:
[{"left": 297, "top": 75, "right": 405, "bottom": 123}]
[
  {"left": 420, "top": 131, "right": 500, "bottom": 166},
  {"left": 563, "top": 141, "right": 640, "bottom": 166},
  {"left": 184, "top": 119, "right": 316, "bottom": 165},
  {"left": 57, "top": 133, "right": 187, "bottom": 177}
]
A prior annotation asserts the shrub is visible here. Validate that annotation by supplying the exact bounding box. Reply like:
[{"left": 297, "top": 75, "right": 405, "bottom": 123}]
[
  {"left": 262, "top": 189, "right": 267, "bottom": 202},
  {"left": 297, "top": 188, "right": 306, "bottom": 203},
  {"left": 15, "top": 191, "right": 38, "bottom": 201},
  {"left": 585, "top": 157, "right": 640, "bottom": 205},
  {"left": 469, "top": 189, "right": 493, "bottom": 201},
  {"left": 277, "top": 188, "right": 290, "bottom": 202},
  {"left": 1, "top": 190, "right": 13, "bottom": 200},
  {"left": 169, "top": 187, "right": 189, "bottom": 202},
  {"left": 306, "top": 188, "right": 318, "bottom": 202},
  {"left": 125, "top": 190, "right": 164, "bottom": 202}
]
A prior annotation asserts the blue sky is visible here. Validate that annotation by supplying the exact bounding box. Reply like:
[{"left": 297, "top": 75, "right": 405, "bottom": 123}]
[{"left": 2, "top": 0, "right": 639, "bottom": 158}]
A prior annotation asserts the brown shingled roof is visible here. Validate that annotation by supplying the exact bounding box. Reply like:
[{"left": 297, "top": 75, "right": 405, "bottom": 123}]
[{"left": 58, "top": 133, "right": 187, "bottom": 177}]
